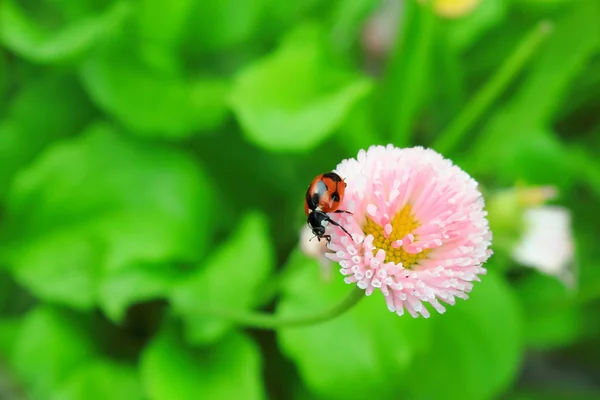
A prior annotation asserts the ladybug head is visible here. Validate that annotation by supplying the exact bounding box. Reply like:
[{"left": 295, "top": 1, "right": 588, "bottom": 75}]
[{"left": 307, "top": 210, "right": 328, "bottom": 236}]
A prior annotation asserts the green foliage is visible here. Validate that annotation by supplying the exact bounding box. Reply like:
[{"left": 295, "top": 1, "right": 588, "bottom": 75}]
[
  {"left": 100, "top": 262, "right": 184, "bottom": 322},
  {"left": 10, "top": 307, "right": 96, "bottom": 399},
  {"left": 445, "top": 0, "right": 507, "bottom": 51},
  {"left": 0, "top": 0, "right": 599, "bottom": 398},
  {"left": 378, "top": 1, "right": 436, "bottom": 145},
  {"left": 140, "top": 328, "right": 265, "bottom": 400},
  {"left": 1, "top": 124, "right": 213, "bottom": 313},
  {"left": 0, "top": 73, "right": 94, "bottom": 199},
  {"left": 0, "top": 0, "right": 130, "bottom": 63},
  {"left": 516, "top": 273, "right": 581, "bottom": 349},
  {"left": 171, "top": 212, "right": 275, "bottom": 344},
  {"left": 230, "top": 24, "right": 372, "bottom": 152},
  {"left": 184, "top": 0, "right": 264, "bottom": 52},
  {"left": 135, "top": 0, "right": 193, "bottom": 50},
  {"left": 53, "top": 361, "right": 144, "bottom": 400},
  {"left": 277, "top": 252, "right": 431, "bottom": 399},
  {"left": 462, "top": 0, "right": 600, "bottom": 185},
  {"left": 408, "top": 271, "right": 523, "bottom": 399},
  {"left": 80, "top": 46, "right": 230, "bottom": 139}
]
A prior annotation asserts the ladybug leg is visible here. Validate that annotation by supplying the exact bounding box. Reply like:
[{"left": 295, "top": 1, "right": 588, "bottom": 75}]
[
  {"left": 324, "top": 216, "right": 353, "bottom": 239},
  {"left": 314, "top": 234, "right": 331, "bottom": 243}
]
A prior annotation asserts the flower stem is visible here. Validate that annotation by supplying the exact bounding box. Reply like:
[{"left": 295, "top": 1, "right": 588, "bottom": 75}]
[
  {"left": 433, "top": 20, "right": 553, "bottom": 155},
  {"left": 196, "top": 286, "right": 365, "bottom": 330}
]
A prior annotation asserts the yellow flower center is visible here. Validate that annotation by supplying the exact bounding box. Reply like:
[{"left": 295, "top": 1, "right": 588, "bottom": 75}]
[{"left": 363, "top": 205, "right": 430, "bottom": 268}]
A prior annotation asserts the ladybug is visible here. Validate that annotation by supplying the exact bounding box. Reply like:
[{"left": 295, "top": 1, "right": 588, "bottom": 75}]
[{"left": 304, "top": 172, "right": 353, "bottom": 243}]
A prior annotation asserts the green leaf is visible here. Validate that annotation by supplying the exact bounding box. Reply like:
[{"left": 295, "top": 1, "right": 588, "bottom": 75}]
[
  {"left": 445, "top": 0, "right": 507, "bottom": 52},
  {"left": 99, "top": 262, "right": 185, "bottom": 322},
  {"left": 0, "top": 0, "right": 130, "bottom": 63},
  {"left": 336, "top": 94, "right": 385, "bottom": 155},
  {"left": 136, "top": 0, "right": 194, "bottom": 49},
  {"left": 81, "top": 45, "right": 229, "bottom": 139},
  {"left": 377, "top": 1, "right": 437, "bottom": 145},
  {"left": 329, "top": 0, "right": 379, "bottom": 53},
  {"left": 263, "top": 0, "right": 328, "bottom": 33},
  {"left": 0, "top": 317, "right": 22, "bottom": 358},
  {"left": 1, "top": 124, "right": 213, "bottom": 311},
  {"left": 463, "top": 0, "right": 600, "bottom": 175},
  {"left": 408, "top": 272, "right": 523, "bottom": 400},
  {"left": 10, "top": 307, "right": 95, "bottom": 400},
  {"left": 53, "top": 360, "right": 144, "bottom": 400},
  {"left": 230, "top": 25, "right": 372, "bottom": 152},
  {"left": 184, "top": 0, "right": 264, "bottom": 52},
  {"left": 0, "top": 73, "right": 94, "bottom": 199},
  {"left": 510, "top": 0, "right": 600, "bottom": 124},
  {"left": 0, "top": 50, "right": 7, "bottom": 106},
  {"left": 171, "top": 212, "right": 274, "bottom": 344},
  {"left": 516, "top": 272, "right": 581, "bottom": 349},
  {"left": 573, "top": 210, "right": 600, "bottom": 304},
  {"left": 277, "top": 251, "right": 432, "bottom": 400},
  {"left": 467, "top": 128, "right": 573, "bottom": 188},
  {"left": 140, "top": 328, "right": 265, "bottom": 400}
]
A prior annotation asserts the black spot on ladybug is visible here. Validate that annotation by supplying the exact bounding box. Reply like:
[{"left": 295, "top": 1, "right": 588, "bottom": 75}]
[
  {"left": 331, "top": 191, "right": 340, "bottom": 202},
  {"left": 311, "top": 192, "right": 321, "bottom": 207},
  {"left": 305, "top": 190, "right": 315, "bottom": 209},
  {"left": 322, "top": 172, "right": 342, "bottom": 182}
]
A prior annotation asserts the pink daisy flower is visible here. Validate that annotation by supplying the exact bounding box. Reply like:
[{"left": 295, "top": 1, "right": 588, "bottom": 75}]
[{"left": 325, "top": 145, "right": 492, "bottom": 318}]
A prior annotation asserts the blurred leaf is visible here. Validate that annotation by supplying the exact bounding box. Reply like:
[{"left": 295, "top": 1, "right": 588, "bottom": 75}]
[
  {"left": 37, "top": 0, "right": 107, "bottom": 21},
  {"left": 407, "top": 272, "right": 522, "bottom": 400},
  {"left": 99, "top": 262, "right": 185, "bottom": 322},
  {"left": 516, "top": 0, "right": 577, "bottom": 14},
  {"left": 230, "top": 25, "right": 372, "bottom": 152},
  {"left": 81, "top": 45, "right": 229, "bottom": 139},
  {"left": 136, "top": 0, "right": 193, "bottom": 49},
  {"left": 378, "top": 1, "right": 436, "bottom": 145},
  {"left": 1, "top": 124, "right": 213, "bottom": 310},
  {"left": 171, "top": 212, "right": 274, "bottom": 344},
  {"left": 510, "top": 389, "right": 600, "bottom": 400},
  {"left": 0, "top": 51, "right": 7, "bottom": 107},
  {"left": 569, "top": 145, "right": 600, "bottom": 202},
  {"left": 435, "top": 21, "right": 552, "bottom": 155},
  {"left": 11, "top": 307, "right": 95, "bottom": 400},
  {"left": 486, "top": 188, "right": 526, "bottom": 257},
  {"left": 0, "top": 0, "right": 130, "bottom": 63},
  {"left": 570, "top": 215, "right": 600, "bottom": 304},
  {"left": 463, "top": 0, "right": 600, "bottom": 178},
  {"left": 506, "top": 129, "right": 573, "bottom": 185},
  {"left": 0, "top": 318, "right": 21, "bottom": 357},
  {"left": 184, "top": 0, "right": 264, "bottom": 52},
  {"left": 277, "top": 251, "right": 431, "bottom": 400},
  {"left": 0, "top": 74, "right": 94, "bottom": 199},
  {"left": 508, "top": 0, "right": 600, "bottom": 125},
  {"left": 445, "top": 0, "right": 507, "bottom": 52},
  {"left": 470, "top": 128, "right": 573, "bottom": 188},
  {"left": 336, "top": 94, "right": 385, "bottom": 155},
  {"left": 515, "top": 272, "right": 581, "bottom": 349},
  {"left": 53, "top": 360, "right": 143, "bottom": 400},
  {"left": 263, "top": 0, "right": 328, "bottom": 34},
  {"left": 329, "top": 0, "right": 378, "bottom": 52},
  {"left": 140, "top": 328, "right": 265, "bottom": 400}
]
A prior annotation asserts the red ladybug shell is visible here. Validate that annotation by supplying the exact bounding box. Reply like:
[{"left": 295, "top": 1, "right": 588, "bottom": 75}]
[{"left": 304, "top": 172, "right": 346, "bottom": 215}]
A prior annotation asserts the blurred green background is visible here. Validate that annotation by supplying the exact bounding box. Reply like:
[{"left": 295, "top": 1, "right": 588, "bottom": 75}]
[{"left": 1, "top": 0, "right": 600, "bottom": 398}]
